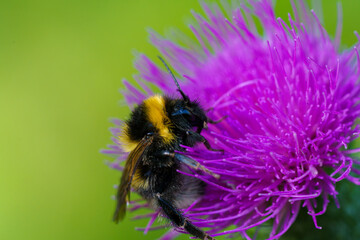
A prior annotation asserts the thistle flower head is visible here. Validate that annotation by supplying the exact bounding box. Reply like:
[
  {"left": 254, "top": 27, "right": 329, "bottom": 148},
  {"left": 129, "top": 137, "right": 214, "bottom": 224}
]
[{"left": 103, "top": 0, "right": 360, "bottom": 239}]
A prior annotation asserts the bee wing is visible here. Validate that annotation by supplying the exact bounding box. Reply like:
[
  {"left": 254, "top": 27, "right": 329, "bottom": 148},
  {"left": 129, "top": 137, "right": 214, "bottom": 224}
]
[{"left": 113, "top": 136, "right": 154, "bottom": 223}]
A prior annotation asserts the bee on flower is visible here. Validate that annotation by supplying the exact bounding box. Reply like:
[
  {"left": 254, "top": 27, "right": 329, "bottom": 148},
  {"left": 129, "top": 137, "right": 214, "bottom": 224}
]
[{"left": 103, "top": 0, "right": 360, "bottom": 239}]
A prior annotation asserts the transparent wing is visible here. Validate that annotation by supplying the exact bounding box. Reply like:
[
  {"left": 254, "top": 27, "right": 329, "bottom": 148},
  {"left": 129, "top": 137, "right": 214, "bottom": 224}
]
[{"left": 113, "top": 136, "right": 154, "bottom": 223}]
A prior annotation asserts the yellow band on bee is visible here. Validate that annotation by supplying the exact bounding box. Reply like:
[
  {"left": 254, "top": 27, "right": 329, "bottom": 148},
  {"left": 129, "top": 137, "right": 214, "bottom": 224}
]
[
  {"left": 131, "top": 170, "right": 149, "bottom": 190},
  {"left": 143, "top": 95, "right": 174, "bottom": 143},
  {"left": 118, "top": 125, "right": 139, "bottom": 152}
]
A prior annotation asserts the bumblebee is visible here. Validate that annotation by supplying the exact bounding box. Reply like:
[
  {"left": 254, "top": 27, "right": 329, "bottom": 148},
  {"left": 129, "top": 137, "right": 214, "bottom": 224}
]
[{"left": 114, "top": 56, "right": 223, "bottom": 240}]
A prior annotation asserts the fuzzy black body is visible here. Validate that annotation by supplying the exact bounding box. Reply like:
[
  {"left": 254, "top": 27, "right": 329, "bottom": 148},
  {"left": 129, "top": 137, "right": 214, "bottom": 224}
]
[{"left": 115, "top": 94, "right": 218, "bottom": 240}]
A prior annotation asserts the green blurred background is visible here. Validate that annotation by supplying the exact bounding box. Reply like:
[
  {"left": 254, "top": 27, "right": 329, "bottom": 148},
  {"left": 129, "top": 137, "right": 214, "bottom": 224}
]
[{"left": 1, "top": 0, "right": 360, "bottom": 240}]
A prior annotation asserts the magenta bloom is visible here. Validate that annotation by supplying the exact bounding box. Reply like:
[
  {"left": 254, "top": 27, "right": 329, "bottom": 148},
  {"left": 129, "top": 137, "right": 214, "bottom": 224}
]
[{"left": 103, "top": 0, "right": 360, "bottom": 239}]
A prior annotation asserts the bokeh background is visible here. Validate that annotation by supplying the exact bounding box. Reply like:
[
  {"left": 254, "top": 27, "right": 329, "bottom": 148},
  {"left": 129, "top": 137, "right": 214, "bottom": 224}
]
[{"left": 1, "top": 0, "right": 360, "bottom": 240}]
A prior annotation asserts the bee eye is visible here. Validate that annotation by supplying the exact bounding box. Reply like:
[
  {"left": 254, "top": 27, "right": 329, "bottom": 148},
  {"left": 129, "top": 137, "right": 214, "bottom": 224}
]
[
  {"left": 146, "top": 132, "right": 154, "bottom": 138},
  {"left": 172, "top": 108, "right": 191, "bottom": 116}
]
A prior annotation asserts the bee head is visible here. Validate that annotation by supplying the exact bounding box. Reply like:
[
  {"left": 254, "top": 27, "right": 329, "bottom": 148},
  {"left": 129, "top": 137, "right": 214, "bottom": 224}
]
[
  {"left": 158, "top": 56, "right": 209, "bottom": 131},
  {"left": 185, "top": 101, "right": 208, "bottom": 129}
]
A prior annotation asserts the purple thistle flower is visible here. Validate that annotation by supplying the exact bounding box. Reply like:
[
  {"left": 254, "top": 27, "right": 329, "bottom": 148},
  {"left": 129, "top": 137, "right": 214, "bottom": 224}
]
[{"left": 103, "top": 0, "right": 360, "bottom": 239}]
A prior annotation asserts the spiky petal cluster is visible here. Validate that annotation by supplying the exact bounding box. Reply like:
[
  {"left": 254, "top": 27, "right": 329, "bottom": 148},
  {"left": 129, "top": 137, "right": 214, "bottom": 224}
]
[{"left": 103, "top": 0, "right": 360, "bottom": 239}]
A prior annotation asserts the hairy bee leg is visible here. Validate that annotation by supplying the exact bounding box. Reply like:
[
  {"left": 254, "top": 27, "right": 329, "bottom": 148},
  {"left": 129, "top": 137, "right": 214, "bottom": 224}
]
[
  {"left": 186, "top": 130, "right": 224, "bottom": 153},
  {"left": 174, "top": 153, "right": 220, "bottom": 179},
  {"left": 201, "top": 137, "right": 224, "bottom": 153},
  {"left": 158, "top": 151, "right": 219, "bottom": 178},
  {"left": 155, "top": 193, "right": 215, "bottom": 240},
  {"left": 160, "top": 151, "right": 219, "bottom": 179}
]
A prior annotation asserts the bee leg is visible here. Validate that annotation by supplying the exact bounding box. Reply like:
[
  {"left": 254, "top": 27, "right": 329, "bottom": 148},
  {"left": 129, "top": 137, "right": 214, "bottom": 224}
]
[
  {"left": 205, "top": 107, "right": 214, "bottom": 113},
  {"left": 200, "top": 136, "right": 224, "bottom": 153},
  {"left": 208, "top": 115, "right": 227, "bottom": 124},
  {"left": 205, "top": 106, "right": 227, "bottom": 124},
  {"left": 197, "top": 125, "right": 204, "bottom": 134},
  {"left": 186, "top": 130, "right": 224, "bottom": 153},
  {"left": 174, "top": 153, "right": 220, "bottom": 179},
  {"left": 155, "top": 193, "right": 215, "bottom": 240},
  {"left": 159, "top": 151, "right": 219, "bottom": 178}
]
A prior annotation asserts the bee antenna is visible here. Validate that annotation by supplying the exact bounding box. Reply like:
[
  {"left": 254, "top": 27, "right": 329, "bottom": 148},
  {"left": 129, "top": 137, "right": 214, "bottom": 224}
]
[{"left": 158, "top": 56, "right": 189, "bottom": 103}]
